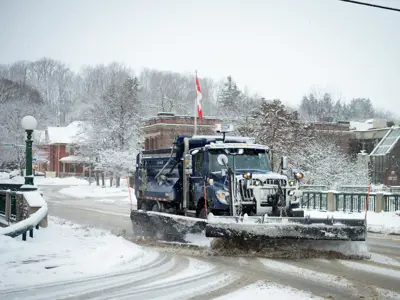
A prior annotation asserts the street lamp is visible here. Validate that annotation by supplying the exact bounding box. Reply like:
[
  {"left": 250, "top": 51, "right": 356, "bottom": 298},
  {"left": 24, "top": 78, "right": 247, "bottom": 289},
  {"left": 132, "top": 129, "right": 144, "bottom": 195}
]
[{"left": 21, "top": 115, "right": 37, "bottom": 189}]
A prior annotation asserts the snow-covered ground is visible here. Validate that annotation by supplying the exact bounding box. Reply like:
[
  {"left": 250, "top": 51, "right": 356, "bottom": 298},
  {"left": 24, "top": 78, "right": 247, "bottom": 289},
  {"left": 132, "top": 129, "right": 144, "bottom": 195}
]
[
  {"left": 214, "top": 281, "right": 324, "bottom": 300},
  {"left": 305, "top": 209, "right": 400, "bottom": 235},
  {"left": 0, "top": 216, "right": 158, "bottom": 289},
  {"left": 0, "top": 173, "right": 89, "bottom": 186},
  {"left": 59, "top": 184, "right": 131, "bottom": 200}
]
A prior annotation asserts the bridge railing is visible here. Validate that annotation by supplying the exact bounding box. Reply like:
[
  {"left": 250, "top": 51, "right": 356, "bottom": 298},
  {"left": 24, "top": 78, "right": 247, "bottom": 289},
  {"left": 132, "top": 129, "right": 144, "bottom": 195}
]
[
  {"left": 299, "top": 189, "right": 399, "bottom": 213},
  {"left": 0, "top": 184, "right": 48, "bottom": 241},
  {"left": 300, "top": 191, "right": 328, "bottom": 210}
]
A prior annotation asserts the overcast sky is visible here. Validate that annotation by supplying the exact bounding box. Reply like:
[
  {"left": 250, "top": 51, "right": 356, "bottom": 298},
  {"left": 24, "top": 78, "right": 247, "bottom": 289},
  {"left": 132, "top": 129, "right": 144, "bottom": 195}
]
[{"left": 0, "top": 0, "right": 399, "bottom": 110}]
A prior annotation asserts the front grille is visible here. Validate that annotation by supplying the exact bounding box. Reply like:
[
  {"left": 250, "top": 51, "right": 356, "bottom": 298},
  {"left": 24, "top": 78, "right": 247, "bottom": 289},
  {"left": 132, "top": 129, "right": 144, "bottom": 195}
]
[
  {"left": 238, "top": 179, "right": 254, "bottom": 202},
  {"left": 264, "top": 179, "right": 287, "bottom": 186}
]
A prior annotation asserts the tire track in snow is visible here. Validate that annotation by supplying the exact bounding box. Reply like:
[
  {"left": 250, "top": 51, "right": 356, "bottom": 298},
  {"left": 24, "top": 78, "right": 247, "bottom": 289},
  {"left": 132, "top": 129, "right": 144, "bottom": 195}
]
[
  {"left": 0, "top": 252, "right": 168, "bottom": 300},
  {"left": 289, "top": 258, "right": 400, "bottom": 296},
  {"left": 193, "top": 256, "right": 359, "bottom": 300}
]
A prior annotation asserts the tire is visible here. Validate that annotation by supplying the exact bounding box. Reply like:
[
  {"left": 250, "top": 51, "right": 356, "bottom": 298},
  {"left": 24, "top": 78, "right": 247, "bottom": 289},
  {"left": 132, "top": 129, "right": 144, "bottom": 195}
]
[
  {"left": 139, "top": 201, "right": 148, "bottom": 211},
  {"left": 197, "top": 208, "right": 206, "bottom": 219},
  {"left": 151, "top": 201, "right": 165, "bottom": 212}
]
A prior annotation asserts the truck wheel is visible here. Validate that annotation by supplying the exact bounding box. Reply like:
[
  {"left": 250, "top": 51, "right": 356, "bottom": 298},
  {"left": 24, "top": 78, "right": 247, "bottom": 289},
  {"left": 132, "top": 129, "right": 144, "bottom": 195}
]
[
  {"left": 197, "top": 208, "right": 207, "bottom": 219},
  {"left": 151, "top": 201, "right": 165, "bottom": 212},
  {"left": 139, "top": 201, "right": 148, "bottom": 211}
]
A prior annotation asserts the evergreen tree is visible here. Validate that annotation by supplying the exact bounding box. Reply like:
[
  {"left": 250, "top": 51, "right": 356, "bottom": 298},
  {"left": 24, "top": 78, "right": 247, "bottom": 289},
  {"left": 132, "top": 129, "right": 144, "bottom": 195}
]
[{"left": 217, "top": 75, "right": 243, "bottom": 111}]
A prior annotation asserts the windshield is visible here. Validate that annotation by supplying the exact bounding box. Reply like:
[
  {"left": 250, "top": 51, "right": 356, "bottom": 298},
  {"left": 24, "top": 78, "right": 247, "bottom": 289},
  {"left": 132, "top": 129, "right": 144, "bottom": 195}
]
[{"left": 208, "top": 148, "right": 271, "bottom": 173}]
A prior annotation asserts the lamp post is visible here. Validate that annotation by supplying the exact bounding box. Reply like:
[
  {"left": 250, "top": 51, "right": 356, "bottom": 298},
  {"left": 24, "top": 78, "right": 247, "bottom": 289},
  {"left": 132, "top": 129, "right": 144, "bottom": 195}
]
[{"left": 21, "top": 115, "right": 37, "bottom": 189}]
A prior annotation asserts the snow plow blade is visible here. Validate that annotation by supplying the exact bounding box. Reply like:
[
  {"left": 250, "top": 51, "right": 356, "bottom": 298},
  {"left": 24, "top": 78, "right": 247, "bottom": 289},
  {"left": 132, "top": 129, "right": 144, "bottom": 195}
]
[
  {"left": 205, "top": 216, "right": 367, "bottom": 241},
  {"left": 130, "top": 210, "right": 207, "bottom": 243}
]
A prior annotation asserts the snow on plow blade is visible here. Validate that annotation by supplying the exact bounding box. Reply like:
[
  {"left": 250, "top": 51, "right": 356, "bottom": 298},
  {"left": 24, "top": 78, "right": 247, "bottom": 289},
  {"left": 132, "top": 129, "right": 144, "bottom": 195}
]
[
  {"left": 130, "top": 210, "right": 207, "bottom": 243},
  {"left": 205, "top": 216, "right": 367, "bottom": 241}
]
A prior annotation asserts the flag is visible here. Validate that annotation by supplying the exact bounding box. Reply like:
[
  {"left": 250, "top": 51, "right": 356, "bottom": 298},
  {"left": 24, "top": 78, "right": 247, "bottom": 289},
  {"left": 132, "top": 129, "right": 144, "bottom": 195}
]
[{"left": 195, "top": 72, "right": 203, "bottom": 119}]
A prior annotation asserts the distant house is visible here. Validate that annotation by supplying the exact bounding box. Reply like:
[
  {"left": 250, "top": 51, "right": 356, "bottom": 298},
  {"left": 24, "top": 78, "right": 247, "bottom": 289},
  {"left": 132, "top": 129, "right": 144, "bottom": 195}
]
[{"left": 43, "top": 121, "right": 88, "bottom": 177}]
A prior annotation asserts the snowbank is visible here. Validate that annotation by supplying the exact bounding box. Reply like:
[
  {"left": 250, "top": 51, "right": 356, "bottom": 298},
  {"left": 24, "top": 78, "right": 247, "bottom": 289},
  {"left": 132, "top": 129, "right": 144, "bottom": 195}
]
[
  {"left": 305, "top": 210, "right": 400, "bottom": 235},
  {"left": 58, "top": 184, "right": 137, "bottom": 207},
  {"left": 0, "top": 172, "right": 9, "bottom": 180},
  {"left": 0, "top": 216, "right": 157, "bottom": 289},
  {"left": 59, "top": 184, "right": 128, "bottom": 199},
  {"left": 0, "top": 175, "right": 89, "bottom": 186},
  {"left": 214, "top": 281, "right": 323, "bottom": 300}
]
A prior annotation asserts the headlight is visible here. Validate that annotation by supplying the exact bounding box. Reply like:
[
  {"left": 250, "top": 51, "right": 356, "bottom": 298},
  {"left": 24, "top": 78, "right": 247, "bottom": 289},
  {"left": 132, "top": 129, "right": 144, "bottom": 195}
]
[
  {"left": 294, "top": 172, "right": 304, "bottom": 181},
  {"left": 242, "top": 172, "right": 252, "bottom": 179},
  {"left": 216, "top": 190, "right": 229, "bottom": 205}
]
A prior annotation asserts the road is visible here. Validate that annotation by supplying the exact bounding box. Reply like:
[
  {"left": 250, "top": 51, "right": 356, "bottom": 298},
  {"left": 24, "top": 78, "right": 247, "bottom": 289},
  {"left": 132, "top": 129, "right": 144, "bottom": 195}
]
[{"left": 6, "top": 185, "right": 400, "bottom": 300}]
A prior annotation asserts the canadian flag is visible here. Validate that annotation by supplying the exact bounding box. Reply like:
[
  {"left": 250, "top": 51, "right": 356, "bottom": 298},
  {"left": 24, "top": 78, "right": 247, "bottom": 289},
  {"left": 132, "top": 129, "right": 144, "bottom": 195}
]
[{"left": 195, "top": 73, "right": 203, "bottom": 119}]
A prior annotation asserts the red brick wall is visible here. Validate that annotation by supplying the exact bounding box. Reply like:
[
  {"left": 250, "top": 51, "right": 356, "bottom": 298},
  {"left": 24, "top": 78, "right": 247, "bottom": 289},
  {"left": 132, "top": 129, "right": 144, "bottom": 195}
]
[
  {"left": 49, "top": 144, "right": 68, "bottom": 176},
  {"left": 143, "top": 115, "right": 222, "bottom": 150}
]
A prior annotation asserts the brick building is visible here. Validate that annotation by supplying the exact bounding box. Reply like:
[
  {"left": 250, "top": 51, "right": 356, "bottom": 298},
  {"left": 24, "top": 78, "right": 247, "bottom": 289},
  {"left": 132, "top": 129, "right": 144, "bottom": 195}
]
[
  {"left": 370, "top": 126, "right": 400, "bottom": 185},
  {"left": 40, "top": 121, "right": 88, "bottom": 177},
  {"left": 309, "top": 121, "right": 353, "bottom": 154},
  {"left": 142, "top": 113, "right": 222, "bottom": 150}
]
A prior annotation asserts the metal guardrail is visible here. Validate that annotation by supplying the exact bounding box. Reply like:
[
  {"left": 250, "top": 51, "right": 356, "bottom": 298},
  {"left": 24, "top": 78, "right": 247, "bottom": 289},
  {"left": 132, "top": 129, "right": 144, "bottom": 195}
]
[
  {"left": 300, "top": 190, "right": 400, "bottom": 213},
  {"left": 0, "top": 185, "right": 48, "bottom": 241},
  {"left": 335, "top": 192, "right": 376, "bottom": 212},
  {"left": 386, "top": 194, "right": 400, "bottom": 211},
  {"left": 0, "top": 204, "right": 48, "bottom": 241},
  {"left": 300, "top": 191, "right": 328, "bottom": 210},
  {"left": 0, "top": 191, "right": 17, "bottom": 221}
]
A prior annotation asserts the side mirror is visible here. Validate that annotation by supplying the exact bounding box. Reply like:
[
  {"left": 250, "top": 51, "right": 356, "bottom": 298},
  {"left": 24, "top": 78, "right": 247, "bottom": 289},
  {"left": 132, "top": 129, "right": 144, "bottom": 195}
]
[
  {"left": 280, "top": 156, "right": 287, "bottom": 170},
  {"left": 217, "top": 154, "right": 229, "bottom": 167}
]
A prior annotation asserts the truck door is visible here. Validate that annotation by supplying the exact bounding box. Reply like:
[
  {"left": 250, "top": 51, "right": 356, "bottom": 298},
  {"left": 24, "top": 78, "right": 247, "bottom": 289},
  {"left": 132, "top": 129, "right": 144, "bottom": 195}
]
[{"left": 189, "top": 150, "right": 205, "bottom": 209}]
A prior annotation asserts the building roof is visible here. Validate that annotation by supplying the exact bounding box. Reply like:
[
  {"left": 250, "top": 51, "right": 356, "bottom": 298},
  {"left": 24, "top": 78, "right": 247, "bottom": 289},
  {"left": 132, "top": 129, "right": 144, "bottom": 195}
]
[
  {"left": 46, "top": 121, "right": 85, "bottom": 145},
  {"left": 59, "top": 155, "right": 89, "bottom": 163}
]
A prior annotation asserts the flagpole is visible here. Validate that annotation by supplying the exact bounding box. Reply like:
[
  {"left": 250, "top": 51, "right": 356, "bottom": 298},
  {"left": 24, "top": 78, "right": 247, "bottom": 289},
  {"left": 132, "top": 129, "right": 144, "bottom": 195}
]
[{"left": 194, "top": 70, "right": 198, "bottom": 136}]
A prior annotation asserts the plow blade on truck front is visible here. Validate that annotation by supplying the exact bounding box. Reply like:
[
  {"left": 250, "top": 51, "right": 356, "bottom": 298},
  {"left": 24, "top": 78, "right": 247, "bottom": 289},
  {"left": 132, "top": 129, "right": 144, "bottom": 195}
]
[
  {"left": 130, "top": 210, "right": 207, "bottom": 243},
  {"left": 205, "top": 216, "right": 367, "bottom": 241}
]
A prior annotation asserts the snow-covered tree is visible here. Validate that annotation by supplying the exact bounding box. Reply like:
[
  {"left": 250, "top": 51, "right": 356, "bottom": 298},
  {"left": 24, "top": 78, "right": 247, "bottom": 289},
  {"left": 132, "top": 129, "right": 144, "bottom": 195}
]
[
  {"left": 291, "top": 139, "right": 370, "bottom": 188},
  {"left": 238, "top": 99, "right": 315, "bottom": 170},
  {"left": 79, "top": 73, "right": 143, "bottom": 186}
]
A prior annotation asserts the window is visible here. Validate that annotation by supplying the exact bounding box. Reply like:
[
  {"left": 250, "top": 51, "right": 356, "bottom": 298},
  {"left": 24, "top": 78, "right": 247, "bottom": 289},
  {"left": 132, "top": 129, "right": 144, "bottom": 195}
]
[
  {"left": 194, "top": 152, "right": 205, "bottom": 176},
  {"left": 208, "top": 148, "right": 271, "bottom": 173}
]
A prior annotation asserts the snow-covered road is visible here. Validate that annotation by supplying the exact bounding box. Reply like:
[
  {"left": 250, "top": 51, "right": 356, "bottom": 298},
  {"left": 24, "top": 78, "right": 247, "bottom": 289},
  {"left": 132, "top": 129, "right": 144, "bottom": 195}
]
[{"left": 1, "top": 184, "right": 399, "bottom": 300}]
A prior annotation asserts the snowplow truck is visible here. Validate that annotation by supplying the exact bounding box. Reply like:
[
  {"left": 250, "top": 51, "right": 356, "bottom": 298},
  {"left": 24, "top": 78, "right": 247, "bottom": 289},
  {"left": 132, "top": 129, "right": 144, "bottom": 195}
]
[{"left": 130, "top": 125, "right": 366, "bottom": 243}]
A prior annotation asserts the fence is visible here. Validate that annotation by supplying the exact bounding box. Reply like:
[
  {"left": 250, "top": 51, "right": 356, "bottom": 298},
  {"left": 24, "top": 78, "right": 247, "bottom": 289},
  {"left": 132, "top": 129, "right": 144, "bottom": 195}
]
[
  {"left": 0, "top": 184, "right": 48, "bottom": 241},
  {"left": 300, "top": 190, "right": 399, "bottom": 213}
]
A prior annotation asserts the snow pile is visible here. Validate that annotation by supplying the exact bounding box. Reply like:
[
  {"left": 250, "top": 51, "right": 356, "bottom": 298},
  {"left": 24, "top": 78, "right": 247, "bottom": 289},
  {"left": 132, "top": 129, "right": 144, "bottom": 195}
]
[
  {"left": 214, "top": 281, "right": 323, "bottom": 300},
  {"left": 58, "top": 184, "right": 137, "bottom": 207},
  {"left": 305, "top": 210, "right": 400, "bottom": 235},
  {"left": 59, "top": 184, "right": 129, "bottom": 199},
  {"left": 0, "top": 172, "right": 9, "bottom": 180},
  {"left": 0, "top": 175, "right": 89, "bottom": 186},
  {"left": 0, "top": 216, "right": 157, "bottom": 289}
]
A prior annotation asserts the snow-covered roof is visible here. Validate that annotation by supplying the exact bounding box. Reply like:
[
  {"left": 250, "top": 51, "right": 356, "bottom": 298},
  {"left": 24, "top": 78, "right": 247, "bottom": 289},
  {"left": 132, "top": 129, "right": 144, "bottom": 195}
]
[
  {"left": 349, "top": 121, "right": 373, "bottom": 131},
  {"left": 59, "top": 155, "right": 89, "bottom": 163},
  {"left": 46, "top": 121, "right": 86, "bottom": 145}
]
